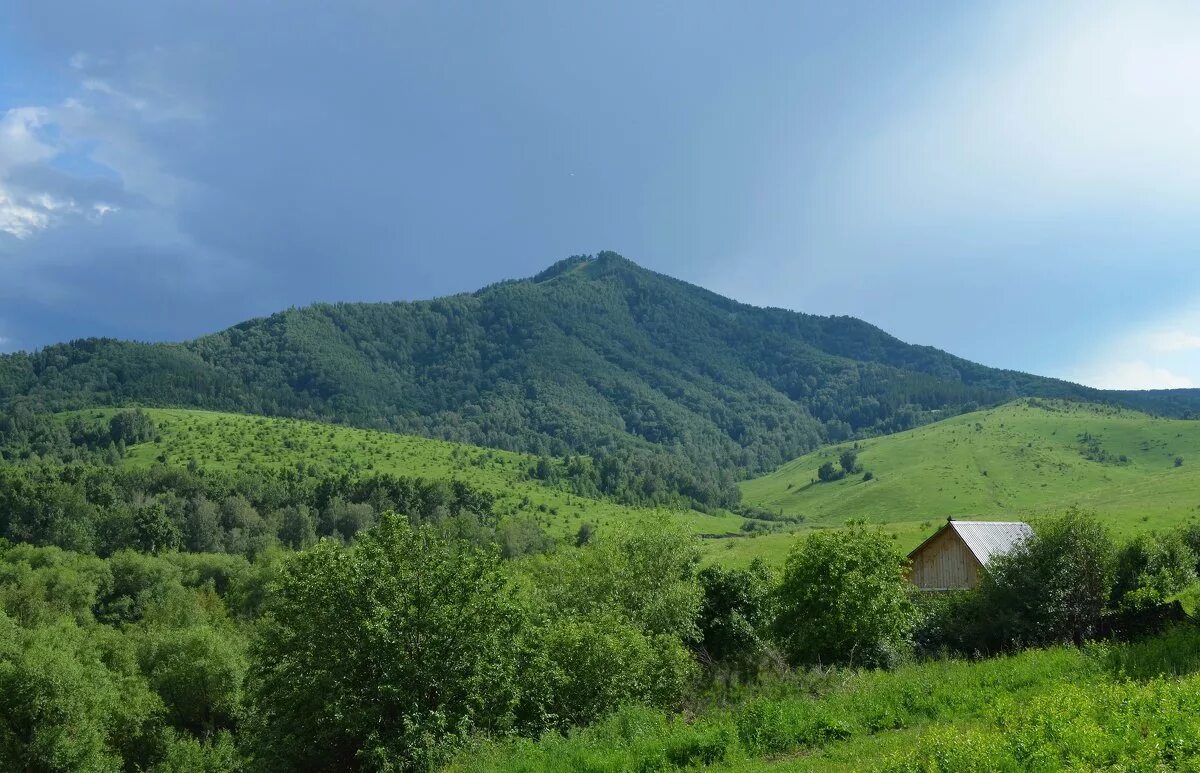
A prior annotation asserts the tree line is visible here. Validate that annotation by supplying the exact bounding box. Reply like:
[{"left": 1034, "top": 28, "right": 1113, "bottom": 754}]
[{"left": 1, "top": 500, "right": 1194, "bottom": 771}]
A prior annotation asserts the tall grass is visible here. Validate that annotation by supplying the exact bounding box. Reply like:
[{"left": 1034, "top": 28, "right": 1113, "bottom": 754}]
[{"left": 445, "top": 638, "right": 1153, "bottom": 771}]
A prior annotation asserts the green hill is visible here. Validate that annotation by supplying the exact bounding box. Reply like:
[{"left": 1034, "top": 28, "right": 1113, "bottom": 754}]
[
  {"left": 5, "top": 253, "right": 1200, "bottom": 510},
  {"left": 88, "top": 407, "right": 749, "bottom": 544},
  {"left": 741, "top": 399, "right": 1200, "bottom": 546}
]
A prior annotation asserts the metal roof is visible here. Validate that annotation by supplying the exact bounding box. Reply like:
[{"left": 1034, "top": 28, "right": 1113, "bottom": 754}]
[
  {"left": 907, "top": 519, "right": 1034, "bottom": 566},
  {"left": 946, "top": 521, "right": 1033, "bottom": 566}
]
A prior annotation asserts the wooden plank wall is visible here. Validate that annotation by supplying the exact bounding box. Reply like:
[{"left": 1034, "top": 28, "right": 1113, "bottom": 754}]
[{"left": 909, "top": 528, "right": 980, "bottom": 590}]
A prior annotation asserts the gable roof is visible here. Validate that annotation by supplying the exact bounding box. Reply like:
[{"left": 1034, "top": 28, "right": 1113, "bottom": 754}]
[{"left": 908, "top": 520, "right": 1033, "bottom": 566}]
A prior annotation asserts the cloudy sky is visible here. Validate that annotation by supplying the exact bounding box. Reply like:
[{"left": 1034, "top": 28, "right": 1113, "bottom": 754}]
[{"left": 2, "top": 1, "right": 1199, "bottom": 389}]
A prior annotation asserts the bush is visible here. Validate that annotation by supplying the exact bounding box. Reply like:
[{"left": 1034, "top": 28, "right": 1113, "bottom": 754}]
[
  {"left": 817, "top": 462, "right": 843, "bottom": 483},
  {"left": 1112, "top": 531, "right": 1196, "bottom": 611},
  {"left": 522, "top": 614, "right": 696, "bottom": 731},
  {"left": 245, "top": 515, "right": 526, "bottom": 771},
  {"left": 773, "top": 525, "right": 914, "bottom": 668},
  {"left": 696, "top": 560, "right": 777, "bottom": 680},
  {"left": 977, "top": 509, "right": 1115, "bottom": 648}
]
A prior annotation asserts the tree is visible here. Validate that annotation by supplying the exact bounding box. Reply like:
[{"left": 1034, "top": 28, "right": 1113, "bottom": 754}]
[
  {"left": 773, "top": 525, "right": 913, "bottom": 668},
  {"left": 817, "top": 461, "right": 842, "bottom": 483},
  {"left": 245, "top": 514, "right": 524, "bottom": 771},
  {"left": 133, "top": 502, "right": 182, "bottom": 554},
  {"left": 978, "top": 509, "right": 1115, "bottom": 647},
  {"left": 839, "top": 449, "right": 859, "bottom": 475},
  {"left": 1112, "top": 531, "right": 1196, "bottom": 610},
  {"left": 0, "top": 616, "right": 164, "bottom": 771},
  {"left": 275, "top": 505, "right": 316, "bottom": 550},
  {"left": 696, "top": 560, "right": 776, "bottom": 679},
  {"left": 184, "top": 497, "right": 223, "bottom": 553},
  {"left": 139, "top": 624, "right": 247, "bottom": 737}
]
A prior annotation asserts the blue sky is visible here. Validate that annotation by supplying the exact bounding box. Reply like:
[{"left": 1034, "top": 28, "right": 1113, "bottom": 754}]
[{"left": 2, "top": 1, "right": 1199, "bottom": 389}]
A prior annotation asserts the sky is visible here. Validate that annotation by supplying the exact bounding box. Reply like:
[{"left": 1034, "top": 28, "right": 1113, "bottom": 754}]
[{"left": 2, "top": 1, "right": 1200, "bottom": 389}]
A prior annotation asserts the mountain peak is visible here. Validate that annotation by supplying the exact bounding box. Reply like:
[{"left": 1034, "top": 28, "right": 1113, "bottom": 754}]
[{"left": 531, "top": 251, "right": 637, "bottom": 283}]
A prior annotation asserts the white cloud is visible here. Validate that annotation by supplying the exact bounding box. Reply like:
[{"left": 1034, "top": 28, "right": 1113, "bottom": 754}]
[
  {"left": 1068, "top": 306, "right": 1200, "bottom": 389},
  {"left": 844, "top": 2, "right": 1200, "bottom": 225},
  {"left": 0, "top": 108, "right": 56, "bottom": 173},
  {"left": 1146, "top": 330, "right": 1200, "bottom": 353},
  {"left": 1073, "top": 360, "right": 1195, "bottom": 390},
  {"left": 0, "top": 188, "right": 52, "bottom": 238}
]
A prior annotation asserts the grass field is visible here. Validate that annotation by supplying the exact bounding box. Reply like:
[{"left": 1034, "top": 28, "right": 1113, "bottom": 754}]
[
  {"left": 67, "top": 398, "right": 1200, "bottom": 566},
  {"left": 742, "top": 398, "right": 1200, "bottom": 550},
  {"left": 446, "top": 625, "right": 1200, "bottom": 771},
  {"left": 76, "top": 407, "right": 752, "bottom": 547}
]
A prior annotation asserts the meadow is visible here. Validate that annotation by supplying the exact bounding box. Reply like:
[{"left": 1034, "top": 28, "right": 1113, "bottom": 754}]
[
  {"left": 80, "top": 407, "right": 753, "bottom": 546},
  {"left": 68, "top": 398, "right": 1200, "bottom": 567},
  {"left": 742, "top": 399, "right": 1200, "bottom": 549},
  {"left": 447, "top": 625, "right": 1200, "bottom": 772}
]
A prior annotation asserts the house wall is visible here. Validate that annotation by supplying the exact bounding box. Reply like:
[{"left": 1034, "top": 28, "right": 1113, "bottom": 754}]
[{"left": 908, "top": 528, "right": 981, "bottom": 590}]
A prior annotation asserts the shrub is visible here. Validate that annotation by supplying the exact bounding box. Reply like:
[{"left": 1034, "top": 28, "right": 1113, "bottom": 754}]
[
  {"left": 817, "top": 462, "right": 843, "bottom": 483},
  {"left": 1112, "top": 531, "right": 1196, "bottom": 611},
  {"left": 977, "top": 509, "right": 1115, "bottom": 648},
  {"left": 773, "top": 525, "right": 914, "bottom": 668},
  {"left": 696, "top": 560, "right": 777, "bottom": 679},
  {"left": 521, "top": 614, "right": 697, "bottom": 731},
  {"left": 245, "top": 515, "right": 526, "bottom": 771}
]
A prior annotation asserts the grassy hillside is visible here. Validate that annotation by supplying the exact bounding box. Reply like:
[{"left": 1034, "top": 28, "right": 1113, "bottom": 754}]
[
  {"left": 88, "top": 407, "right": 752, "bottom": 545},
  {"left": 86, "top": 398, "right": 1200, "bottom": 566},
  {"left": 8, "top": 253, "right": 1200, "bottom": 512},
  {"left": 742, "top": 399, "right": 1200, "bottom": 545}
]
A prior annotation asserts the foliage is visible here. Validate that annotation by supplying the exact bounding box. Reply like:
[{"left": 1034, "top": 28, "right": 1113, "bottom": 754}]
[
  {"left": 6, "top": 254, "right": 1194, "bottom": 510},
  {"left": 528, "top": 519, "right": 703, "bottom": 642},
  {"left": 695, "top": 560, "right": 777, "bottom": 679},
  {"left": 449, "top": 630, "right": 1200, "bottom": 772},
  {"left": 1113, "top": 530, "right": 1197, "bottom": 611},
  {"left": 0, "top": 461, "right": 500, "bottom": 559},
  {"left": 977, "top": 510, "right": 1116, "bottom": 648},
  {"left": 773, "top": 525, "right": 914, "bottom": 668},
  {"left": 0, "top": 542, "right": 252, "bottom": 772},
  {"left": 245, "top": 515, "right": 526, "bottom": 771}
]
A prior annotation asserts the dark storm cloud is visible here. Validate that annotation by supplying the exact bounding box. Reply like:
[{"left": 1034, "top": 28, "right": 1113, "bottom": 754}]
[{"left": 4, "top": 1, "right": 1200, "bottom": 389}]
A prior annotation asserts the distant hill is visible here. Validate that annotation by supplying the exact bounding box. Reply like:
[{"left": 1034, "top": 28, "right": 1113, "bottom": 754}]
[
  {"left": 741, "top": 399, "right": 1200, "bottom": 541},
  {"left": 2, "top": 253, "right": 1198, "bottom": 506},
  {"left": 89, "top": 407, "right": 744, "bottom": 543}
]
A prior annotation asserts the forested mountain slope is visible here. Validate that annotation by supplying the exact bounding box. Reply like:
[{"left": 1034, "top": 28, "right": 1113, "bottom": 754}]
[{"left": 2, "top": 253, "right": 1198, "bottom": 506}]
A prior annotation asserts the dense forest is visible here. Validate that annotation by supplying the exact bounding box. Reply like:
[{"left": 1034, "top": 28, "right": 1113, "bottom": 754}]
[{"left": 3, "top": 253, "right": 1197, "bottom": 508}]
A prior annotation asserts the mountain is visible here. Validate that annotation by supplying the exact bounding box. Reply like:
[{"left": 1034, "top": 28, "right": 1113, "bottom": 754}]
[
  {"left": 741, "top": 398, "right": 1200, "bottom": 541},
  {"left": 2, "top": 252, "right": 1198, "bottom": 506}
]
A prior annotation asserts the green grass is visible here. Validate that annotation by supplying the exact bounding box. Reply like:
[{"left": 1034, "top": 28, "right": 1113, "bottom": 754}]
[
  {"left": 73, "top": 407, "right": 752, "bottom": 546},
  {"left": 742, "top": 399, "right": 1200, "bottom": 553},
  {"left": 67, "top": 398, "right": 1200, "bottom": 566},
  {"left": 445, "top": 625, "right": 1200, "bottom": 772}
]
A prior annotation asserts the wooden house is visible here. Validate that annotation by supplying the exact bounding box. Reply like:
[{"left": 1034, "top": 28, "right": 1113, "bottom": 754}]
[{"left": 907, "top": 519, "right": 1033, "bottom": 591}]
